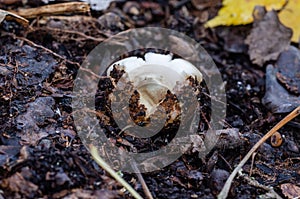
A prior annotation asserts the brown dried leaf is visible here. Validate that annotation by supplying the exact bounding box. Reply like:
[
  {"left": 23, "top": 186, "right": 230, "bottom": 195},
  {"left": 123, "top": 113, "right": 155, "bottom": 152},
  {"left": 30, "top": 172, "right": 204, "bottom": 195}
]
[
  {"left": 280, "top": 183, "right": 300, "bottom": 199},
  {"left": 0, "top": 172, "right": 39, "bottom": 197},
  {"left": 16, "top": 97, "right": 55, "bottom": 145},
  {"left": 245, "top": 6, "right": 292, "bottom": 66}
]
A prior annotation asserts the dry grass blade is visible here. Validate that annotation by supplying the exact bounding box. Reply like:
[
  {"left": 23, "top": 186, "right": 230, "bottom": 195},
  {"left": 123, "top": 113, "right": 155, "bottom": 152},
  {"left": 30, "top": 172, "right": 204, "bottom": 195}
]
[
  {"left": 218, "top": 106, "right": 300, "bottom": 199},
  {"left": 0, "top": 9, "right": 28, "bottom": 26},
  {"left": 89, "top": 145, "right": 143, "bottom": 199}
]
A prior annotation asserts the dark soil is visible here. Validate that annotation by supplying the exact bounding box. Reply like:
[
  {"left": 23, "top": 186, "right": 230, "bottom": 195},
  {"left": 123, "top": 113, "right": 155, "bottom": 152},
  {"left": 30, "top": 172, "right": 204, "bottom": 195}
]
[{"left": 0, "top": 1, "right": 299, "bottom": 199}]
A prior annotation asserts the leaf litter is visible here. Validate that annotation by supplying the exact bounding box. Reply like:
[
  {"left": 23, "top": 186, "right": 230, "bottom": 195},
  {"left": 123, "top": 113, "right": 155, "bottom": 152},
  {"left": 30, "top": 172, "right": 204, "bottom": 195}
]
[{"left": 245, "top": 6, "right": 292, "bottom": 66}]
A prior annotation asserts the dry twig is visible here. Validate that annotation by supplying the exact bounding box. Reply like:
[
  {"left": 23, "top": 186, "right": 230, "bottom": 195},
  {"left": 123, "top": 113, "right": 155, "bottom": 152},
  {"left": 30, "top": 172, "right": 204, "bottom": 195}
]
[
  {"left": 34, "top": 27, "right": 105, "bottom": 42},
  {"left": 4, "top": 33, "right": 105, "bottom": 80},
  {"left": 218, "top": 106, "right": 300, "bottom": 199},
  {"left": 15, "top": 2, "right": 90, "bottom": 19},
  {"left": 238, "top": 170, "right": 282, "bottom": 199},
  {"left": 4, "top": 33, "right": 79, "bottom": 66},
  {"left": 89, "top": 145, "right": 143, "bottom": 199},
  {"left": 130, "top": 161, "right": 154, "bottom": 199}
]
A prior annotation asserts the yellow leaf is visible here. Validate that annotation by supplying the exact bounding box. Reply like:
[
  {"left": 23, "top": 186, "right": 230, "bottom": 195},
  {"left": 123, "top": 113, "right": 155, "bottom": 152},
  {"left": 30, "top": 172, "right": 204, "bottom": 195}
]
[
  {"left": 205, "top": 0, "right": 286, "bottom": 27},
  {"left": 279, "top": 0, "right": 300, "bottom": 42}
]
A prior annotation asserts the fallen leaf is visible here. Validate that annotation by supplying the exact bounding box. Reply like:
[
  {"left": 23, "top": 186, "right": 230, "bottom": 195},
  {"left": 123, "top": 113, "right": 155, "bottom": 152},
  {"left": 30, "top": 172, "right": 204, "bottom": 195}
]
[
  {"left": 245, "top": 7, "right": 292, "bottom": 66},
  {"left": 280, "top": 183, "right": 300, "bottom": 198},
  {"left": 16, "top": 97, "right": 55, "bottom": 145},
  {"left": 205, "top": 0, "right": 286, "bottom": 27},
  {"left": 279, "top": 0, "right": 300, "bottom": 42},
  {"left": 0, "top": 172, "right": 39, "bottom": 198}
]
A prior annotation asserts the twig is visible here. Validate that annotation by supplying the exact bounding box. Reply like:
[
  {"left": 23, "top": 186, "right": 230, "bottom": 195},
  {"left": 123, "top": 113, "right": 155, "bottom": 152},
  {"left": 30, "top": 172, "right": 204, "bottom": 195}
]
[
  {"left": 218, "top": 106, "right": 300, "bottom": 199},
  {"left": 33, "top": 27, "right": 105, "bottom": 42},
  {"left": 130, "top": 161, "right": 154, "bottom": 199},
  {"left": 90, "top": 145, "right": 143, "bottom": 199},
  {"left": 4, "top": 33, "right": 105, "bottom": 79},
  {"left": 18, "top": 30, "right": 110, "bottom": 79},
  {"left": 218, "top": 154, "right": 232, "bottom": 171},
  {"left": 238, "top": 170, "right": 282, "bottom": 199},
  {"left": 14, "top": 2, "right": 90, "bottom": 19},
  {"left": 249, "top": 152, "right": 257, "bottom": 176},
  {"left": 4, "top": 32, "right": 80, "bottom": 67}
]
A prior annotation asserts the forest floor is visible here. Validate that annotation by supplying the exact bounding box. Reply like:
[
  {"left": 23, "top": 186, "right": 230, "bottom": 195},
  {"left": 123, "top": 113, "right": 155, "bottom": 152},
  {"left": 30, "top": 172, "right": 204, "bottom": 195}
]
[{"left": 0, "top": 1, "right": 299, "bottom": 198}]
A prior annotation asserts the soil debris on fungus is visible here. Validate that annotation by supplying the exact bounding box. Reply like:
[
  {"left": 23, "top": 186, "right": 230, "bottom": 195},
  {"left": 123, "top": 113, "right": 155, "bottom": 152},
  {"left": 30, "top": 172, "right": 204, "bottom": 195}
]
[{"left": 93, "top": 54, "right": 206, "bottom": 154}]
